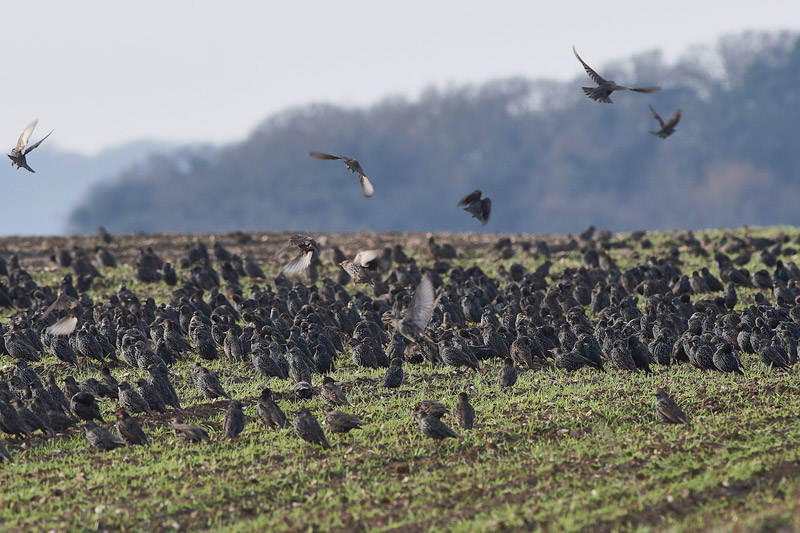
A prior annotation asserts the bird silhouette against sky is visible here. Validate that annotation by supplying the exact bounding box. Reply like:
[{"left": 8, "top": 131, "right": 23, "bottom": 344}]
[
  {"left": 309, "top": 151, "right": 374, "bottom": 197},
  {"left": 573, "top": 46, "right": 660, "bottom": 103}
]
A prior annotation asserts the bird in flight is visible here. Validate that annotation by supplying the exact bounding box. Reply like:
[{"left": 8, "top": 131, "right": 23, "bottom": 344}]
[
  {"left": 391, "top": 274, "right": 436, "bottom": 345},
  {"left": 573, "top": 46, "right": 660, "bottom": 104},
  {"left": 458, "top": 190, "right": 491, "bottom": 225},
  {"left": 281, "top": 234, "right": 319, "bottom": 276},
  {"left": 309, "top": 152, "right": 374, "bottom": 197},
  {"left": 648, "top": 106, "right": 681, "bottom": 139},
  {"left": 41, "top": 292, "right": 82, "bottom": 335},
  {"left": 8, "top": 119, "right": 53, "bottom": 173}
]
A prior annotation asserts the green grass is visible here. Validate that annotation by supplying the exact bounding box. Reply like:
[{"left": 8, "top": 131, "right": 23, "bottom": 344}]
[{"left": 2, "top": 227, "right": 800, "bottom": 531}]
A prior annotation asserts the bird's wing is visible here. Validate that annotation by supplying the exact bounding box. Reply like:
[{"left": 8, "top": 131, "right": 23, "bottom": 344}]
[
  {"left": 658, "top": 400, "right": 687, "bottom": 423},
  {"left": 458, "top": 190, "right": 482, "bottom": 206},
  {"left": 15, "top": 119, "right": 38, "bottom": 154},
  {"left": 665, "top": 109, "right": 682, "bottom": 129},
  {"left": 47, "top": 316, "right": 79, "bottom": 336},
  {"left": 282, "top": 251, "right": 313, "bottom": 275},
  {"left": 649, "top": 105, "right": 665, "bottom": 128},
  {"left": 40, "top": 293, "right": 77, "bottom": 319},
  {"left": 359, "top": 174, "right": 374, "bottom": 197},
  {"left": 572, "top": 47, "right": 606, "bottom": 85},
  {"left": 406, "top": 275, "right": 435, "bottom": 330},
  {"left": 309, "top": 151, "right": 342, "bottom": 161},
  {"left": 480, "top": 197, "right": 492, "bottom": 225},
  {"left": 24, "top": 129, "right": 53, "bottom": 155},
  {"left": 630, "top": 86, "right": 661, "bottom": 94},
  {"left": 354, "top": 249, "right": 379, "bottom": 267}
]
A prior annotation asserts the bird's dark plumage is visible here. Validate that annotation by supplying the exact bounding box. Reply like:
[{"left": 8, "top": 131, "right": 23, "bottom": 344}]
[{"left": 458, "top": 190, "right": 492, "bottom": 225}]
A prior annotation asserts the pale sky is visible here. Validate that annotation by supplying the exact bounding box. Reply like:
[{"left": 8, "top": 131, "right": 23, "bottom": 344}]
[{"left": 3, "top": 1, "right": 799, "bottom": 155}]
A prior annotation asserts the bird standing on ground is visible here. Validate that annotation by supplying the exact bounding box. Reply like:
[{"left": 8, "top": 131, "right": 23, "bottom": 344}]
[
  {"left": 309, "top": 151, "right": 374, "bottom": 197},
  {"left": 256, "top": 388, "right": 289, "bottom": 429},
  {"left": 114, "top": 407, "right": 149, "bottom": 446},
  {"left": 453, "top": 392, "right": 475, "bottom": 430},
  {"left": 648, "top": 105, "right": 681, "bottom": 139},
  {"left": 573, "top": 46, "right": 660, "bottom": 103},
  {"left": 8, "top": 119, "right": 53, "bottom": 173},
  {"left": 292, "top": 407, "right": 330, "bottom": 449},
  {"left": 172, "top": 417, "right": 210, "bottom": 443},
  {"left": 654, "top": 389, "right": 690, "bottom": 425},
  {"left": 84, "top": 421, "right": 122, "bottom": 451},
  {"left": 415, "top": 408, "right": 460, "bottom": 440},
  {"left": 321, "top": 405, "right": 365, "bottom": 434},
  {"left": 458, "top": 190, "right": 491, "bottom": 225},
  {"left": 222, "top": 400, "right": 246, "bottom": 439}
]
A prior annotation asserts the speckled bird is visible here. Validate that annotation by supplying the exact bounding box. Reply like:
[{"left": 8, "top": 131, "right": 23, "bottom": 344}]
[
  {"left": 292, "top": 407, "right": 330, "bottom": 449},
  {"left": 654, "top": 389, "right": 690, "bottom": 425}
]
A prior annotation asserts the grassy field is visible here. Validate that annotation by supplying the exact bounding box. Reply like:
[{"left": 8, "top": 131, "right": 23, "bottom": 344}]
[{"left": 2, "top": 227, "right": 800, "bottom": 532}]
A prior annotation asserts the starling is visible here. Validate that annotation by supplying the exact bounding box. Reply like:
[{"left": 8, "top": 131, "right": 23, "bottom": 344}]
[
  {"left": 381, "top": 357, "right": 404, "bottom": 388},
  {"left": 172, "top": 417, "right": 210, "bottom": 443},
  {"left": 654, "top": 389, "right": 690, "bottom": 425},
  {"left": 339, "top": 260, "right": 376, "bottom": 286},
  {"left": 416, "top": 409, "right": 459, "bottom": 440},
  {"left": 8, "top": 119, "right": 53, "bottom": 173},
  {"left": 12, "top": 398, "right": 53, "bottom": 438},
  {"left": 41, "top": 292, "right": 81, "bottom": 336},
  {"left": 190, "top": 362, "right": 230, "bottom": 399},
  {"left": 457, "top": 190, "right": 491, "bottom": 225},
  {"left": 415, "top": 399, "right": 448, "bottom": 419},
  {"left": 114, "top": 407, "right": 149, "bottom": 446},
  {"left": 573, "top": 46, "right": 660, "bottom": 103},
  {"left": 222, "top": 400, "right": 246, "bottom": 439},
  {"left": 321, "top": 405, "right": 365, "bottom": 433},
  {"left": 309, "top": 151, "right": 374, "bottom": 197},
  {"left": 282, "top": 234, "right": 320, "bottom": 276},
  {"left": 320, "top": 376, "right": 349, "bottom": 406},
  {"left": 0, "top": 400, "right": 30, "bottom": 437},
  {"left": 135, "top": 378, "right": 168, "bottom": 414},
  {"left": 392, "top": 275, "right": 436, "bottom": 345},
  {"left": 256, "top": 388, "right": 289, "bottom": 429},
  {"left": 498, "top": 358, "right": 518, "bottom": 388},
  {"left": 648, "top": 106, "right": 681, "bottom": 139},
  {"left": 293, "top": 381, "right": 314, "bottom": 400},
  {"left": 70, "top": 392, "right": 104, "bottom": 422},
  {"left": 118, "top": 382, "right": 153, "bottom": 415},
  {"left": 453, "top": 392, "right": 475, "bottom": 430},
  {"left": 292, "top": 407, "right": 330, "bottom": 449},
  {"left": 84, "top": 421, "right": 122, "bottom": 451}
]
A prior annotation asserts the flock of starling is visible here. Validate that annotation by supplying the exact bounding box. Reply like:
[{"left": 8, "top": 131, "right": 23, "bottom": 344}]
[
  {"left": 0, "top": 48, "right": 756, "bottom": 464},
  {"left": 4, "top": 223, "right": 800, "bottom": 460}
]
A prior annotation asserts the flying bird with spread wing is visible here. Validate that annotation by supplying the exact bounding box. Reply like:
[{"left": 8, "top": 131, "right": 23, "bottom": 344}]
[
  {"left": 309, "top": 152, "right": 374, "bottom": 197},
  {"left": 8, "top": 119, "right": 53, "bottom": 173},
  {"left": 458, "top": 190, "right": 491, "bottom": 225},
  {"left": 41, "top": 292, "right": 82, "bottom": 335},
  {"left": 648, "top": 105, "right": 682, "bottom": 139},
  {"left": 281, "top": 234, "right": 319, "bottom": 276},
  {"left": 573, "top": 46, "right": 660, "bottom": 104},
  {"left": 391, "top": 275, "right": 436, "bottom": 345}
]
